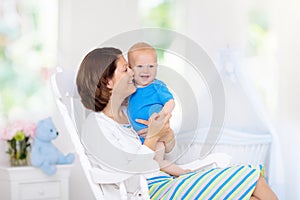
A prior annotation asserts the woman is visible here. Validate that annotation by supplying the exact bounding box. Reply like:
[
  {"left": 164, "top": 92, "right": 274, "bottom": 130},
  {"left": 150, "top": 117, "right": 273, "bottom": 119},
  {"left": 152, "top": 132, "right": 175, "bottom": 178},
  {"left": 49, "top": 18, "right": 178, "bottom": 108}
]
[{"left": 76, "top": 47, "right": 278, "bottom": 199}]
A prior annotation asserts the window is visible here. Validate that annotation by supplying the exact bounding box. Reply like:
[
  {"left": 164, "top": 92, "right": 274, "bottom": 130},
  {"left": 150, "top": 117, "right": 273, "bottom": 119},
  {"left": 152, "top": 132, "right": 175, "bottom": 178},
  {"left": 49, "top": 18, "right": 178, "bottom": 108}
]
[
  {"left": 245, "top": 3, "right": 278, "bottom": 118},
  {"left": 0, "top": 0, "right": 58, "bottom": 125}
]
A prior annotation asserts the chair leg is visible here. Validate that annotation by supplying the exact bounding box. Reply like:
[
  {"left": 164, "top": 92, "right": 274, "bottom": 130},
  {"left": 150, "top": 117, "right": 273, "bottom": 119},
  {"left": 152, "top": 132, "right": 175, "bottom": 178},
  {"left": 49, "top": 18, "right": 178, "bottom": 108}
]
[{"left": 119, "top": 182, "right": 127, "bottom": 200}]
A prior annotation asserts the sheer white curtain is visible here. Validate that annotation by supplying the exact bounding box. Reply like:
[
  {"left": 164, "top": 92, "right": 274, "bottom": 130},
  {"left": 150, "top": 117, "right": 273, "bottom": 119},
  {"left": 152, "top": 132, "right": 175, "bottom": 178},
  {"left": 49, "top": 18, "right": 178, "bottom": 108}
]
[{"left": 174, "top": 0, "right": 300, "bottom": 199}]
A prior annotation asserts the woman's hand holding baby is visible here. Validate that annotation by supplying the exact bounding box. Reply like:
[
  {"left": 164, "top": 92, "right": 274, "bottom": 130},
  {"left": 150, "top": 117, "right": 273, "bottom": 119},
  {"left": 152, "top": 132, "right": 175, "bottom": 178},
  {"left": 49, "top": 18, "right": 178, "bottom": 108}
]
[{"left": 137, "top": 112, "right": 172, "bottom": 150}]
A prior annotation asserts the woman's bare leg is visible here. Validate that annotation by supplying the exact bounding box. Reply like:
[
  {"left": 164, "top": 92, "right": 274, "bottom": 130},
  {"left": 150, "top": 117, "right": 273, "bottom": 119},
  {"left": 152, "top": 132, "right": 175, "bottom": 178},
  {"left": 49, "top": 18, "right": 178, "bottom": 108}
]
[{"left": 252, "top": 176, "right": 278, "bottom": 200}]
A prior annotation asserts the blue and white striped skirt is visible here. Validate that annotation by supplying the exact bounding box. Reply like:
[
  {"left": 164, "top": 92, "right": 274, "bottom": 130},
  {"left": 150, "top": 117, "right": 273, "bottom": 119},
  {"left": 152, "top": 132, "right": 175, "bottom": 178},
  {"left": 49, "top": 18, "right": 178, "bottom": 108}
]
[{"left": 148, "top": 165, "right": 264, "bottom": 200}]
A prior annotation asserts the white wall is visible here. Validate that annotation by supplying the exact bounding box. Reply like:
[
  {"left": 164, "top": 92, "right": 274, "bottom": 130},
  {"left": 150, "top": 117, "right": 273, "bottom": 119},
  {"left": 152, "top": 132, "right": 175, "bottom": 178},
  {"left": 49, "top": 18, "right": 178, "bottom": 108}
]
[
  {"left": 181, "top": 0, "right": 249, "bottom": 63},
  {"left": 58, "top": 0, "right": 140, "bottom": 68}
]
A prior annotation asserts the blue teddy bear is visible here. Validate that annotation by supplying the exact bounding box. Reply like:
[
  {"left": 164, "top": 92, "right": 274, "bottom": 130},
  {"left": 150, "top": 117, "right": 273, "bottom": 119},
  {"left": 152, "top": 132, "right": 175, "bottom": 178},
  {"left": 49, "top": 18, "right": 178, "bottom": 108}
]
[{"left": 30, "top": 117, "right": 74, "bottom": 175}]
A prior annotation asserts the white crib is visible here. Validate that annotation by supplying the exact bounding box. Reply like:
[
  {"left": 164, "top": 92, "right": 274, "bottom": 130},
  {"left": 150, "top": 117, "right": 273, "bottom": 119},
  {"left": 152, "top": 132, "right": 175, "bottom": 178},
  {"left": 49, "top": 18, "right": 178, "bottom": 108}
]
[{"left": 155, "top": 48, "right": 284, "bottom": 198}]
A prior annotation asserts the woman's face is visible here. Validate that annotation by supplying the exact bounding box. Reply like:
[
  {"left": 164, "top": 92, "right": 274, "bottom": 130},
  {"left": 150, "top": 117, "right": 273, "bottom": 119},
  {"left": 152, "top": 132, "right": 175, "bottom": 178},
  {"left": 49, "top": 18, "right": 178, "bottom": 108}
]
[{"left": 108, "top": 55, "right": 136, "bottom": 98}]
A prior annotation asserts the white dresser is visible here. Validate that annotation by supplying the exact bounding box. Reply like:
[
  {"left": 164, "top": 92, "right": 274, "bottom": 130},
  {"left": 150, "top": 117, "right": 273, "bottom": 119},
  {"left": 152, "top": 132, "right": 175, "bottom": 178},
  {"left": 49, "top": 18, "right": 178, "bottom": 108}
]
[{"left": 0, "top": 165, "right": 72, "bottom": 200}]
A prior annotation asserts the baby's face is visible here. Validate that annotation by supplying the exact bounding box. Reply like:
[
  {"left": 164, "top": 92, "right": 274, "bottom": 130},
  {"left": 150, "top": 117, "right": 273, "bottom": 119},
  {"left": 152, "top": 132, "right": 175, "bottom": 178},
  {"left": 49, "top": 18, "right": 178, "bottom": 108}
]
[{"left": 129, "top": 49, "right": 157, "bottom": 87}]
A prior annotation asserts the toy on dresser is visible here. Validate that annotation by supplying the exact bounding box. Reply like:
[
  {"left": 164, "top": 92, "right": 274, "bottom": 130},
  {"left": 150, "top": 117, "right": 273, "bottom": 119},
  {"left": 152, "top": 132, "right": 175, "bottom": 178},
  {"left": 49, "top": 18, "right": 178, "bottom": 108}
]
[{"left": 30, "top": 117, "right": 74, "bottom": 175}]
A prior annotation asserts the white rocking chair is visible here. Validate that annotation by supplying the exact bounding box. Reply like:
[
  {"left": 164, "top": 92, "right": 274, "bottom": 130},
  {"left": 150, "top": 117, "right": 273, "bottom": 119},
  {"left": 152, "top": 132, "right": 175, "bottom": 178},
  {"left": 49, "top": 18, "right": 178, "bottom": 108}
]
[{"left": 50, "top": 67, "right": 232, "bottom": 199}]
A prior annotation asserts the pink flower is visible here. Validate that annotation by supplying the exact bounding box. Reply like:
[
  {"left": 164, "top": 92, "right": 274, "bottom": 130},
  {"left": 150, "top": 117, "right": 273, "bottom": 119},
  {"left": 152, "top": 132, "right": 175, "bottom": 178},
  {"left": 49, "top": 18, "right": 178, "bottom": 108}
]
[
  {"left": 0, "top": 121, "right": 37, "bottom": 141},
  {"left": 0, "top": 127, "right": 16, "bottom": 140},
  {"left": 22, "top": 122, "right": 37, "bottom": 138}
]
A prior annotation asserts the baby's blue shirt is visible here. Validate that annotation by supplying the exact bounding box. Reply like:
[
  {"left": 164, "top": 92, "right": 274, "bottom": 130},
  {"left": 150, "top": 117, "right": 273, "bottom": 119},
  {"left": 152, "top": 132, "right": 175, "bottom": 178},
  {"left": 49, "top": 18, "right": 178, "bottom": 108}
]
[{"left": 128, "top": 79, "right": 174, "bottom": 132}]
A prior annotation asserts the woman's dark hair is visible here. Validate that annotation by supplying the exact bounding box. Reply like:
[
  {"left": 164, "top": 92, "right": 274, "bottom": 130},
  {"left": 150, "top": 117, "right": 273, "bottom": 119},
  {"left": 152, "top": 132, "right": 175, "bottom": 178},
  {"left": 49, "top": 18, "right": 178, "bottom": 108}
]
[{"left": 76, "top": 47, "right": 122, "bottom": 112}]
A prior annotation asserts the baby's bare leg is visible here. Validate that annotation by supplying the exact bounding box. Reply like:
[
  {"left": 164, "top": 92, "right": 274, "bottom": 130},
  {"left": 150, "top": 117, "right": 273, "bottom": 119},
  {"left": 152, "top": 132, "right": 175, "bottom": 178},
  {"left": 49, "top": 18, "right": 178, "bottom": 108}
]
[
  {"left": 154, "top": 142, "right": 190, "bottom": 176},
  {"left": 158, "top": 129, "right": 175, "bottom": 153}
]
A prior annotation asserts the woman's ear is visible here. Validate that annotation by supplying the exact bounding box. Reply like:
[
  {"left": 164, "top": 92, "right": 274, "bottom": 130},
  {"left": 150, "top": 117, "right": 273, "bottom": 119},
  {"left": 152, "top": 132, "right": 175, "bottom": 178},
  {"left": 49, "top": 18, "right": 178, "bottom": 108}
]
[{"left": 107, "top": 79, "right": 114, "bottom": 89}]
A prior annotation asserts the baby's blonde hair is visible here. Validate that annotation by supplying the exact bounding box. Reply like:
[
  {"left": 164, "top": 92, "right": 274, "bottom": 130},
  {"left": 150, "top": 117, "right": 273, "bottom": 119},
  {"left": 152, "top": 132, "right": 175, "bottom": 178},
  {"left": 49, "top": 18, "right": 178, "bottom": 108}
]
[
  {"left": 128, "top": 42, "right": 156, "bottom": 54},
  {"left": 128, "top": 42, "right": 157, "bottom": 66}
]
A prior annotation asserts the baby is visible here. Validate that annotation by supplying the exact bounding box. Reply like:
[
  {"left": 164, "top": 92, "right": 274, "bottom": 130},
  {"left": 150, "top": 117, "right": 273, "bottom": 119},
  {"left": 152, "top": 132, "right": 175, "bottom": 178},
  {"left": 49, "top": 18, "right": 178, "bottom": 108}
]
[{"left": 127, "top": 42, "right": 190, "bottom": 176}]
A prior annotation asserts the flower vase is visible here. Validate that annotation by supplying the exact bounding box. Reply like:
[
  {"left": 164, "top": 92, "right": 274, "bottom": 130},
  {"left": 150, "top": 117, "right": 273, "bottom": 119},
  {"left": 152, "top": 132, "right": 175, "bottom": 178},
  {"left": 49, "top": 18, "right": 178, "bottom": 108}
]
[
  {"left": 10, "top": 153, "right": 29, "bottom": 166},
  {"left": 8, "top": 138, "right": 30, "bottom": 167}
]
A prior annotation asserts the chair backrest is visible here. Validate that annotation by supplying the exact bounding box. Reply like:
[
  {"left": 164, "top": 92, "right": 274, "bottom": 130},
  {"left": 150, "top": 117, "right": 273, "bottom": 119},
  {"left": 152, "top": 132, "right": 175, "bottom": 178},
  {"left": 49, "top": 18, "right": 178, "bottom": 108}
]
[
  {"left": 51, "top": 68, "right": 153, "bottom": 200},
  {"left": 52, "top": 67, "right": 88, "bottom": 135},
  {"left": 51, "top": 67, "right": 104, "bottom": 199}
]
